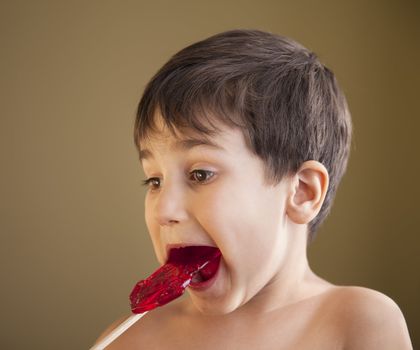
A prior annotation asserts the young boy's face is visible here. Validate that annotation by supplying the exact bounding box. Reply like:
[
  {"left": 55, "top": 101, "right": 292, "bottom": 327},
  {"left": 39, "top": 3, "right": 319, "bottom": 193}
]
[{"left": 139, "top": 112, "right": 294, "bottom": 315}]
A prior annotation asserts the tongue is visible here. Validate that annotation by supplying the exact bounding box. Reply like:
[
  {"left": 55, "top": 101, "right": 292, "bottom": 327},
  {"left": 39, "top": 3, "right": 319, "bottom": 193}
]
[{"left": 129, "top": 246, "right": 221, "bottom": 314}]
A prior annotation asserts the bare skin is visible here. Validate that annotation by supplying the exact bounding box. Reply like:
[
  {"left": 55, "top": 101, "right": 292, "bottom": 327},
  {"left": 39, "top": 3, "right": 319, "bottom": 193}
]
[
  {"left": 97, "top": 282, "right": 412, "bottom": 350},
  {"left": 104, "top": 283, "right": 343, "bottom": 350},
  {"left": 93, "top": 114, "right": 412, "bottom": 349}
]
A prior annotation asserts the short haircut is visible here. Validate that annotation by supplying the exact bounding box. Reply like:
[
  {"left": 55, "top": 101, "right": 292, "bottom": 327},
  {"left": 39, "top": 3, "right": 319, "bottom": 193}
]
[{"left": 134, "top": 29, "right": 353, "bottom": 242}]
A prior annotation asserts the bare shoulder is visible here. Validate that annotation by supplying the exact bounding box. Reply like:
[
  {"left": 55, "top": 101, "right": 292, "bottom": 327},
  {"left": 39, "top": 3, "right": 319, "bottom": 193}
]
[
  {"left": 329, "top": 286, "right": 413, "bottom": 350},
  {"left": 89, "top": 298, "right": 187, "bottom": 348},
  {"left": 91, "top": 314, "right": 131, "bottom": 347}
]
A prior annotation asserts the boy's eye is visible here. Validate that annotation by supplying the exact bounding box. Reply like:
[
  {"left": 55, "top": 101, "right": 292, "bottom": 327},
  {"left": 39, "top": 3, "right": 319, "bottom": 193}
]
[
  {"left": 141, "top": 177, "right": 161, "bottom": 190},
  {"left": 189, "top": 169, "right": 214, "bottom": 183},
  {"left": 141, "top": 170, "right": 215, "bottom": 190}
]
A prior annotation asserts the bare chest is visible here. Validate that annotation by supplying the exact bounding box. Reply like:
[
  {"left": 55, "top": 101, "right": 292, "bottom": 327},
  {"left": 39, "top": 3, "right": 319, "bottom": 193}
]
[{"left": 113, "top": 302, "right": 343, "bottom": 350}]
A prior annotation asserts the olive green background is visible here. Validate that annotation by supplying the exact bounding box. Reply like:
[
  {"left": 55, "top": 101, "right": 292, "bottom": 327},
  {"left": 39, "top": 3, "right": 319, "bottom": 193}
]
[{"left": 1, "top": 1, "right": 418, "bottom": 349}]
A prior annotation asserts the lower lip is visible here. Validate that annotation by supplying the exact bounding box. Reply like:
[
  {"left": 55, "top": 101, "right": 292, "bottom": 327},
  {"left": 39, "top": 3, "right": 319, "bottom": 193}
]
[{"left": 188, "top": 263, "right": 221, "bottom": 291}]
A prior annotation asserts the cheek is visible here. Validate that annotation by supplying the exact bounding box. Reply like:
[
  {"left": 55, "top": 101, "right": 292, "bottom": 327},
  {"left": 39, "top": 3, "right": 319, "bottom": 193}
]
[
  {"left": 144, "top": 198, "right": 153, "bottom": 234},
  {"left": 144, "top": 198, "right": 164, "bottom": 262},
  {"left": 194, "top": 184, "right": 262, "bottom": 250},
  {"left": 195, "top": 184, "right": 284, "bottom": 265},
  {"left": 144, "top": 198, "right": 152, "bottom": 227}
]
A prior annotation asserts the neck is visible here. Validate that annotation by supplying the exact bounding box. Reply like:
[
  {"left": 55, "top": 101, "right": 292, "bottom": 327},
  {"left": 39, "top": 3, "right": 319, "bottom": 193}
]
[{"left": 238, "top": 223, "right": 330, "bottom": 315}]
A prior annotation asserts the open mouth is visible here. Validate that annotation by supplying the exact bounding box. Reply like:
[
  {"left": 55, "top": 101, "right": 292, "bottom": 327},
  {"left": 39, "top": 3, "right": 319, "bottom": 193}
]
[
  {"left": 190, "top": 252, "right": 221, "bottom": 286},
  {"left": 129, "top": 245, "right": 222, "bottom": 313},
  {"left": 167, "top": 245, "right": 222, "bottom": 288}
]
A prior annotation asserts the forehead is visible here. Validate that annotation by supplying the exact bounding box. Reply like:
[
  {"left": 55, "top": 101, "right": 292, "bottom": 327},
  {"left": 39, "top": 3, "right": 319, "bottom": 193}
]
[
  {"left": 138, "top": 117, "right": 252, "bottom": 164},
  {"left": 138, "top": 111, "right": 242, "bottom": 158},
  {"left": 138, "top": 134, "right": 225, "bottom": 161}
]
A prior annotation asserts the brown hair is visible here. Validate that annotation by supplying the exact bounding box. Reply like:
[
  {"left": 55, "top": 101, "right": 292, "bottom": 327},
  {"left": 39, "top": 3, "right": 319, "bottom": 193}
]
[{"left": 134, "top": 29, "right": 352, "bottom": 242}]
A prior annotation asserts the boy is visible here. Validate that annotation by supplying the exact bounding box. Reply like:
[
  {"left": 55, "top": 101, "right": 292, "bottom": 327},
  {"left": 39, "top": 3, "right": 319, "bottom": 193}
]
[{"left": 95, "top": 29, "right": 412, "bottom": 349}]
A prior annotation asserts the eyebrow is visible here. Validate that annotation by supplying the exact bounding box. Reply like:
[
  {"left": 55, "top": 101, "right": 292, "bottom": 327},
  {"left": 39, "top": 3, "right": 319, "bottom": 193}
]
[{"left": 138, "top": 137, "right": 225, "bottom": 161}]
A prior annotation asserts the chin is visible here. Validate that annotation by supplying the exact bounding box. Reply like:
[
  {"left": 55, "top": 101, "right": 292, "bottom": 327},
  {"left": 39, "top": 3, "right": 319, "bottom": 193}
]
[
  {"left": 189, "top": 295, "right": 243, "bottom": 316},
  {"left": 195, "top": 305, "right": 235, "bottom": 316}
]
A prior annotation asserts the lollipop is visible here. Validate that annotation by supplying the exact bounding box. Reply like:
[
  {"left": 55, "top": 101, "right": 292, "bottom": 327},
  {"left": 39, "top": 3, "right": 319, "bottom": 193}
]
[
  {"left": 90, "top": 246, "right": 221, "bottom": 349},
  {"left": 130, "top": 246, "right": 221, "bottom": 313}
]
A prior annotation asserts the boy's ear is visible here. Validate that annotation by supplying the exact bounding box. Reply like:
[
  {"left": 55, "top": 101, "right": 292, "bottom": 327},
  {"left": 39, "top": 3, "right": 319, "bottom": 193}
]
[{"left": 286, "top": 161, "right": 329, "bottom": 225}]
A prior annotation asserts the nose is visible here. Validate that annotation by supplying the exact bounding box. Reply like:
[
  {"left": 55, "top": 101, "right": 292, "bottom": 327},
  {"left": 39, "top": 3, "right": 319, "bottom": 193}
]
[{"left": 154, "top": 180, "right": 189, "bottom": 226}]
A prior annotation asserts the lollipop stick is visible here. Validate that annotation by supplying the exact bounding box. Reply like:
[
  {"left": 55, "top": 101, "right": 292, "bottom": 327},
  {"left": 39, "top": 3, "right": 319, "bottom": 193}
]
[{"left": 89, "top": 312, "right": 148, "bottom": 350}]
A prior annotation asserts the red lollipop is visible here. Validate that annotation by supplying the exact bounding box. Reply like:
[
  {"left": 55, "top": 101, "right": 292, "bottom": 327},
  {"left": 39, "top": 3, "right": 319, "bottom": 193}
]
[
  {"left": 130, "top": 246, "right": 221, "bottom": 313},
  {"left": 90, "top": 246, "right": 221, "bottom": 350}
]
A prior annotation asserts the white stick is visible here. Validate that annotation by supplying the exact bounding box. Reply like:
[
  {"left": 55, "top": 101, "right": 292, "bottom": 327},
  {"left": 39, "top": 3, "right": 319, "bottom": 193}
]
[{"left": 89, "top": 312, "right": 148, "bottom": 350}]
